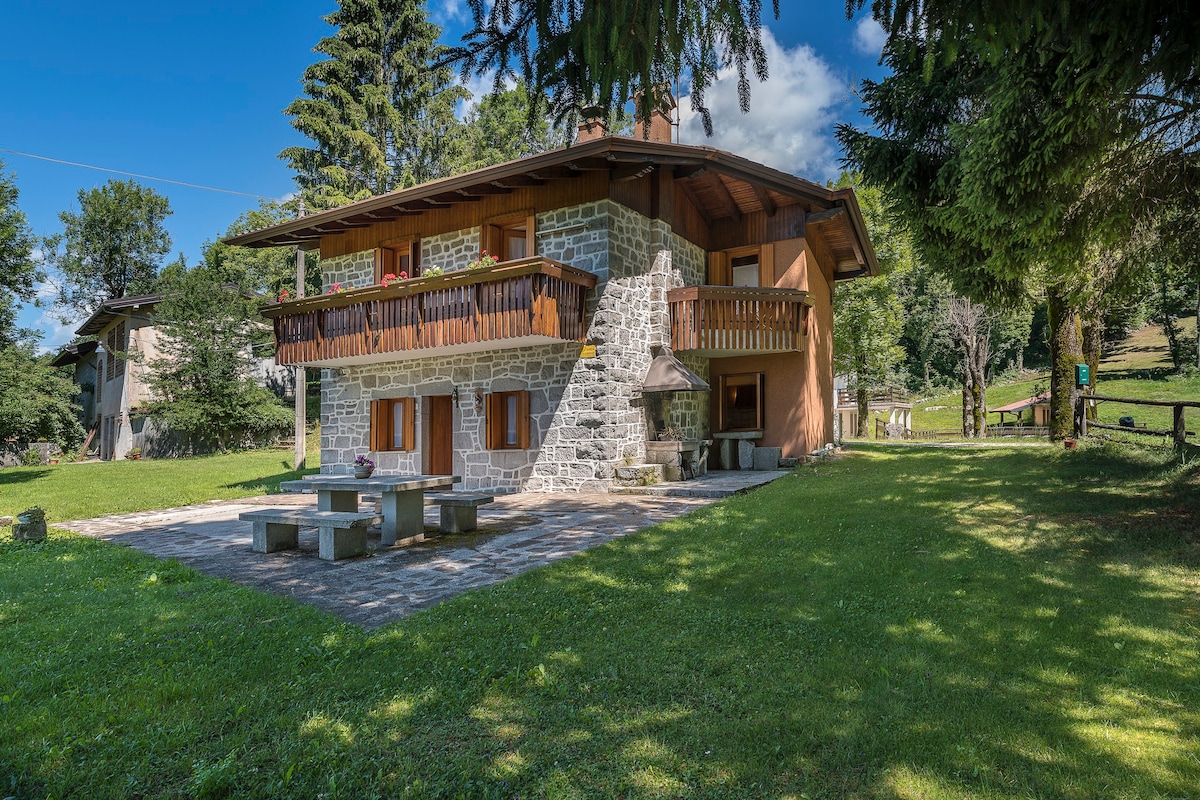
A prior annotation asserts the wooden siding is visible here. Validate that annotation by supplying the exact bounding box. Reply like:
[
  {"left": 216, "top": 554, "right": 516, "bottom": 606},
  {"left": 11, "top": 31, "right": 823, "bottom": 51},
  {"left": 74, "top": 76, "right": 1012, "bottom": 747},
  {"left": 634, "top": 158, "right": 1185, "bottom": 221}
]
[
  {"left": 320, "top": 174, "right": 610, "bottom": 258},
  {"left": 669, "top": 286, "right": 813, "bottom": 355},
  {"left": 265, "top": 258, "right": 596, "bottom": 366}
]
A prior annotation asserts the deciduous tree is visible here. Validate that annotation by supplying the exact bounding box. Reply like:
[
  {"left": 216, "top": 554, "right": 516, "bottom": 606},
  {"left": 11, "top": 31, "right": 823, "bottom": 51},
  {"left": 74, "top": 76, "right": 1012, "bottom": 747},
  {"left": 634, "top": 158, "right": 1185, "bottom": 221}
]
[
  {"left": 146, "top": 265, "right": 292, "bottom": 453},
  {"left": 42, "top": 179, "right": 171, "bottom": 322},
  {"left": 0, "top": 337, "right": 85, "bottom": 451},
  {"left": 0, "top": 160, "right": 40, "bottom": 343}
]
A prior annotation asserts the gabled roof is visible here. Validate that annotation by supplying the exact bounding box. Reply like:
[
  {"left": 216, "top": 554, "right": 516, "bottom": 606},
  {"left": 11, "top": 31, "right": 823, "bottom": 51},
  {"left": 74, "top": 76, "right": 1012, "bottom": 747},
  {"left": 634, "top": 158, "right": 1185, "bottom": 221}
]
[
  {"left": 74, "top": 293, "right": 163, "bottom": 336},
  {"left": 990, "top": 392, "right": 1051, "bottom": 414},
  {"left": 225, "top": 136, "right": 880, "bottom": 279},
  {"left": 49, "top": 339, "right": 99, "bottom": 368}
]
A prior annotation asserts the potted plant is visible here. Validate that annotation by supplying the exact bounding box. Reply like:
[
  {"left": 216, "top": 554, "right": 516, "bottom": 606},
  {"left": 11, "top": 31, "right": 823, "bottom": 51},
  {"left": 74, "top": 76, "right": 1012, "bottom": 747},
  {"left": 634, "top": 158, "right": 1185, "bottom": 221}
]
[
  {"left": 353, "top": 454, "right": 375, "bottom": 479},
  {"left": 127, "top": 447, "right": 142, "bottom": 460},
  {"left": 467, "top": 250, "right": 499, "bottom": 270}
]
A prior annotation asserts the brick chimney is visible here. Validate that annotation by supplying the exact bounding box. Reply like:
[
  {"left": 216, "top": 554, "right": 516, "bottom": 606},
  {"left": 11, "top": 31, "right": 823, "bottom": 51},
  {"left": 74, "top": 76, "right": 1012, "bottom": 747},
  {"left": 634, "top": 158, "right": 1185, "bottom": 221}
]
[
  {"left": 576, "top": 112, "right": 609, "bottom": 143},
  {"left": 634, "top": 87, "right": 676, "bottom": 143}
]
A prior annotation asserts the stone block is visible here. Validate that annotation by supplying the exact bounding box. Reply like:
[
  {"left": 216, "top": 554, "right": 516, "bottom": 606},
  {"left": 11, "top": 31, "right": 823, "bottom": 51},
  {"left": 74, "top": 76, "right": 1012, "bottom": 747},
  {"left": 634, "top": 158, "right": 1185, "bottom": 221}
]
[
  {"left": 737, "top": 439, "right": 755, "bottom": 470},
  {"left": 752, "top": 447, "right": 783, "bottom": 471}
]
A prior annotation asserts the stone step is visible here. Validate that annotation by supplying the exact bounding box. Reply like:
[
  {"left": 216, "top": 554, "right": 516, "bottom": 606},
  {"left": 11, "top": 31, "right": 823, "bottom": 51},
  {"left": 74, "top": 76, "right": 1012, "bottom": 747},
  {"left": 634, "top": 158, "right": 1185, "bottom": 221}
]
[{"left": 612, "top": 463, "right": 664, "bottom": 487}]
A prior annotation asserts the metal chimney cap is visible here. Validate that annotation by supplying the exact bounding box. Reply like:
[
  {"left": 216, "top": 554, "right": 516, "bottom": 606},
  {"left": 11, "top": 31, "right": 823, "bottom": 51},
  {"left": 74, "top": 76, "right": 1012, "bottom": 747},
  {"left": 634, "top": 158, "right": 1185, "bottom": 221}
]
[{"left": 642, "top": 347, "right": 710, "bottom": 393}]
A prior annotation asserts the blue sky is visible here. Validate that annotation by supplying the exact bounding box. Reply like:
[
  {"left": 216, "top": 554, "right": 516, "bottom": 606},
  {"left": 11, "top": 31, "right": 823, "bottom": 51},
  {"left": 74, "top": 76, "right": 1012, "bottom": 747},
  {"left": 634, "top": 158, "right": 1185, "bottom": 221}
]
[{"left": 4, "top": 1, "right": 888, "bottom": 349}]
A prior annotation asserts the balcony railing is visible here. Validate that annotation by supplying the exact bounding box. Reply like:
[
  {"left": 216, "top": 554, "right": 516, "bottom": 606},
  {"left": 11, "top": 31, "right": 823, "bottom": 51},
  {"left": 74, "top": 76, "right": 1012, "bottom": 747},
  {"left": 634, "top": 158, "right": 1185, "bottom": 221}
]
[
  {"left": 262, "top": 257, "right": 596, "bottom": 367},
  {"left": 668, "top": 286, "right": 814, "bottom": 356},
  {"left": 837, "top": 387, "right": 909, "bottom": 407}
]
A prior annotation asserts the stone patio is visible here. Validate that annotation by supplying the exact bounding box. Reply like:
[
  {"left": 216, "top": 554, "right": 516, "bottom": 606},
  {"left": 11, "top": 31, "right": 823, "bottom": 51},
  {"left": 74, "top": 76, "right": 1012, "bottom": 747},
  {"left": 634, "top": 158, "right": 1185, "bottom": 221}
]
[{"left": 61, "top": 471, "right": 785, "bottom": 628}]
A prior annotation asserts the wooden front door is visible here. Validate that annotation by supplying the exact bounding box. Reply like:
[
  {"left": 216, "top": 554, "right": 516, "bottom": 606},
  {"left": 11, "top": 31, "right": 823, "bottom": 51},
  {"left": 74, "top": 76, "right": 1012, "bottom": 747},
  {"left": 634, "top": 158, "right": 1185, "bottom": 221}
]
[{"left": 425, "top": 395, "right": 454, "bottom": 475}]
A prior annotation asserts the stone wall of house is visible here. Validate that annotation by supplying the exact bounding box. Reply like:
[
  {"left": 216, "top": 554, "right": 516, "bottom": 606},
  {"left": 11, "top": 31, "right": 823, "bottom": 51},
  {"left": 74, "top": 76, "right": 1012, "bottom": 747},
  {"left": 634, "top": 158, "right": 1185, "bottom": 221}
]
[
  {"left": 319, "top": 198, "right": 714, "bottom": 491},
  {"left": 422, "top": 227, "right": 480, "bottom": 274},
  {"left": 320, "top": 250, "right": 375, "bottom": 290}
]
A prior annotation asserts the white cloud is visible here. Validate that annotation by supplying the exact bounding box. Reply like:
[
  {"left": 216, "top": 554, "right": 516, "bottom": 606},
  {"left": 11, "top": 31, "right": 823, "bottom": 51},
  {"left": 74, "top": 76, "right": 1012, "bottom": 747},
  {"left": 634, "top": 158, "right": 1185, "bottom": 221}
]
[
  {"left": 435, "top": 0, "right": 468, "bottom": 24},
  {"left": 677, "top": 29, "right": 847, "bottom": 182},
  {"left": 852, "top": 16, "right": 888, "bottom": 57},
  {"left": 33, "top": 311, "right": 76, "bottom": 354},
  {"left": 455, "top": 70, "right": 519, "bottom": 121}
]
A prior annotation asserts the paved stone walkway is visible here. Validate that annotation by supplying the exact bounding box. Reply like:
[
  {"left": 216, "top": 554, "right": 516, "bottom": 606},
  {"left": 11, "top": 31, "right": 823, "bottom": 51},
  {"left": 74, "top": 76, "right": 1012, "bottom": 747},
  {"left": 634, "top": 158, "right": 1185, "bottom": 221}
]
[{"left": 62, "top": 491, "right": 723, "bottom": 628}]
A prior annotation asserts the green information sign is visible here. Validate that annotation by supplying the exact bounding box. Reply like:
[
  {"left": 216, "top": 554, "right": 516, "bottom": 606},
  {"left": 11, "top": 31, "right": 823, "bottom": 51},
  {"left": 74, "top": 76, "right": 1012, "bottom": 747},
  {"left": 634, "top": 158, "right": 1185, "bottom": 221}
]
[{"left": 1075, "top": 363, "right": 1090, "bottom": 386}]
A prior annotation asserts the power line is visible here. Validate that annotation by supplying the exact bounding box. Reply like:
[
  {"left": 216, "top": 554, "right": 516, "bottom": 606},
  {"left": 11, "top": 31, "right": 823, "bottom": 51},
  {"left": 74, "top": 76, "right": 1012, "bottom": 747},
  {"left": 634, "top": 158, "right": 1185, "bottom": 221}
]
[{"left": 0, "top": 147, "right": 272, "bottom": 200}]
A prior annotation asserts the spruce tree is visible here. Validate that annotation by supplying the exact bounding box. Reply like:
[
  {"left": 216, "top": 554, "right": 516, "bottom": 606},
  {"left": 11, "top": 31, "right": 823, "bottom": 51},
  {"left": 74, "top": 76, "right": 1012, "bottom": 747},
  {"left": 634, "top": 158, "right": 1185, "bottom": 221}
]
[{"left": 281, "top": 0, "right": 468, "bottom": 207}]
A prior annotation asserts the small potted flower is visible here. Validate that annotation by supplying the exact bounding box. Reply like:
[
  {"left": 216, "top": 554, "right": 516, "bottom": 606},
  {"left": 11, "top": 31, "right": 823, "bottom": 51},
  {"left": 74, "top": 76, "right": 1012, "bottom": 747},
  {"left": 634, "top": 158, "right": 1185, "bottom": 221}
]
[
  {"left": 380, "top": 271, "right": 408, "bottom": 287},
  {"left": 353, "top": 454, "right": 375, "bottom": 479},
  {"left": 467, "top": 250, "right": 498, "bottom": 270},
  {"left": 127, "top": 446, "right": 142, "bottom": 460}
]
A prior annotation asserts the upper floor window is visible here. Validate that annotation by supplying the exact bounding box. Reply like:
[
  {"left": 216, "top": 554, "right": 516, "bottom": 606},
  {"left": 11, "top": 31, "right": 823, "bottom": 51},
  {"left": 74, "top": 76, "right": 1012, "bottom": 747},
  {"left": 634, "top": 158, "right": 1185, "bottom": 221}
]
[
  {"left": 376, "top": 239, "right": 420, "bottom": 283},
  {"left": 105, "top": 321, "right": 126, "bottom": 381},
  {"left": 708, "top": 244, "right": 774, "bottom": 288},
  {"left": 483, "top": 213, "right": 536, "bottom": 263}
]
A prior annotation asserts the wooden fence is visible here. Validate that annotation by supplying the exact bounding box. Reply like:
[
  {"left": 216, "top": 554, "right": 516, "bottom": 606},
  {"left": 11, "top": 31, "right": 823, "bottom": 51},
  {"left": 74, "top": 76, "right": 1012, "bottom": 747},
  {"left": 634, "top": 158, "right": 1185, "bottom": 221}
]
[{"left": 1075, "top": 395, "right": 1199, "bottom": 446}]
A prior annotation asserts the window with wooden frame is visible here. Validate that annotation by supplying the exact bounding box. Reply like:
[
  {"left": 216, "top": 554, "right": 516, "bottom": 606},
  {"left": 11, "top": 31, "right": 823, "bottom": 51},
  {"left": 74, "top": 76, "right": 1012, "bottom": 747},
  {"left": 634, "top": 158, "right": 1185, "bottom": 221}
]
[
  {"left": 485, "top": 390, "right": 530, "bottom": 450},
  {"left": 718, "top": 372, "right": 765, "bottom": 432},
  {"left": 707, "top": 243, "right": 774, "bottom": 287},
  {"left": 482, "top": 213, "right": 536, "bottom": 262},
  {"left": 375, "top": 239, "right": 420, "bottom": 283},
  {"left": 369, "top": 397, "right": 417, "bottom": 451},
  {"left": 105, "top": 321, "right": 126, "bottom": 380}
]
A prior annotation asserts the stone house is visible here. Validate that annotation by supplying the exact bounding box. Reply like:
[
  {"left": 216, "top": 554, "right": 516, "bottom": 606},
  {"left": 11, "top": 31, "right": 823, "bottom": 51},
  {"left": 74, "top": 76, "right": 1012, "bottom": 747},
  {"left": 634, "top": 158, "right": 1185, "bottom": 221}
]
[
  {"left": 50, "top": 293, "right": 292, "bottom": 460},
  {"left": 228, "top": 122, "right": 878, "bottom": 492}
]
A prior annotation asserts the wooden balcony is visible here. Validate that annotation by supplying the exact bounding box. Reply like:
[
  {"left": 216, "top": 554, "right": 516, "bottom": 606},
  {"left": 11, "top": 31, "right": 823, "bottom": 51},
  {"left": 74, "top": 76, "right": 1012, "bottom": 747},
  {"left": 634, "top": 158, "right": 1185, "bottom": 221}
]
[
  {"left": 262, "top": 258, "right": 597, "bottom": 367},
  {"left": 668, "top": 286, "right": 814, "bottom": 356}
]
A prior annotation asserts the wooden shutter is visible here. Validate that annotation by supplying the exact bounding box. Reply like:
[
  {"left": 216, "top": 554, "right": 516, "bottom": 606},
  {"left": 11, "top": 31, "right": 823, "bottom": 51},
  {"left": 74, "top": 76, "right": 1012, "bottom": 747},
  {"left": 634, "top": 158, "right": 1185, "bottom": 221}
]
[
  {"left": 399, "top": 398, "right": 416, "bottom": 451},
  {"left": 369, "top": 399, "right": 386, "bottom": 451},
  {"left": 484, "top": 393, "right": 499, "bottom": 450},
  {"left": 516, "top": 390, "right": 530, "bottom": 449}
]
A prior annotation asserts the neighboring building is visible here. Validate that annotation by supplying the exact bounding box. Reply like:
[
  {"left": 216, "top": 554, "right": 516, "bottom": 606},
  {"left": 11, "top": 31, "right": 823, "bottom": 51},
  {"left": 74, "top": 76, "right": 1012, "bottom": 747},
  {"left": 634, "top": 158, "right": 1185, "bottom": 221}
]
[
  {"left": 228, "top": 119, "right": 879, "bottom": 492},
  {"left": 990, "top": 392, "right": 1051, "bottom": 427},
  {"left": 51, "top": 293, "right": 293, "bottom": 460},
  {"left": 834, "top": 384, "right": 913, "bottom": 440}
]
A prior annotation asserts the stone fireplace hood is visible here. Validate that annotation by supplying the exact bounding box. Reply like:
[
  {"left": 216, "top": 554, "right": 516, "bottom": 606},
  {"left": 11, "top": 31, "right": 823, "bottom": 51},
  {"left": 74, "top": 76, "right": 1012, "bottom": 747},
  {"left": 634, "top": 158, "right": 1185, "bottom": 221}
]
[{"left": 642, "top": 347, "right": 710, "bottom": 393}]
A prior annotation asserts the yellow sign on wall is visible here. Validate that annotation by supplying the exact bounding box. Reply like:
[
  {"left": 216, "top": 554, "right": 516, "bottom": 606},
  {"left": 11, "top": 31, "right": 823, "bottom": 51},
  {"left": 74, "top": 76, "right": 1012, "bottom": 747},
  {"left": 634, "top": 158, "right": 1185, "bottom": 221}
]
[{"left": 579, "top": 344, "right": 597, "bottom": 359}]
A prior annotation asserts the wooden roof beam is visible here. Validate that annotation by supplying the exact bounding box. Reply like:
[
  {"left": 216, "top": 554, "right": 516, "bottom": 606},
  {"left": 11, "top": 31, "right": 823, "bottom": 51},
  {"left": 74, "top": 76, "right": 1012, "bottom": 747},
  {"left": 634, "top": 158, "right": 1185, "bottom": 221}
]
[
  {"left": 526, "top": 166, "right": 582, "bottom": 180},
  {"left": 610, "top": 163, "right": 657, "bottom": 183},
  {"left": 805, "top": 206, "right": 845, "bottom": 224},
  {"left": 676, "top": 179, "right": 714, "bottom": 226},
  {"left": 752, "top": 184, "right": 777, "bottom": 217},
  {"left": 704, "top": 172, "right": 741, "bottom": 221},
  {"left": 456, "top": 185, "right": 511, "bottom": 197},
  {"left": 491, "top": 175, "right": 544, "bottom": 188}
]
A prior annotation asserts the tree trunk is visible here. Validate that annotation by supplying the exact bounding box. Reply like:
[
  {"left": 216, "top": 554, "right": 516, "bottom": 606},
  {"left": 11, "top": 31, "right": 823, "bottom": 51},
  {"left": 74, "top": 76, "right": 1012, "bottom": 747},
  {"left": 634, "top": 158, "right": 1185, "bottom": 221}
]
[
  {"left": 856, "top": 387, "right": 870, "bottom": 438},
  {"left": 1047, "top": 286, "right": 1084, "bottom": 440},
  {"left": 1195, "top": 280, "right": 1199, "bottom": 370},
  {"left": 962, "top": 364, "right": 973, "bottom": 437},
  {"left": 1082, "top": 313, "right": 1103, "bottom": 421}
]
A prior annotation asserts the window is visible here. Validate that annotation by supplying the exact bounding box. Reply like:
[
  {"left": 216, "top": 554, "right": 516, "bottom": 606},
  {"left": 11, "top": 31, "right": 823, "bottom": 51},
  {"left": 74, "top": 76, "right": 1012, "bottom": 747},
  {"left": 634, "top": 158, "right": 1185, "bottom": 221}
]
[
  {"left": 105, "top": 321, "right": 126, "bottom": 380},
  {"left": 369, "top": 397, "right": 416, "bottom": 451},
  {"left": 707, "top": 244, "right": 774, "bottom": 287},
  {"left": 718, "top": 372, "right": 764, "bottom": 432},
  {"left": 731, "top": 254, "right": 760, "bottom": 287},
  {"left": 483, "top": 213, "right": 536, "bottom": 262},
  {"left": 485, "top": 390, "right": 530, "bottom": 450},
  {"left": 375, "top": 239, "right": 420, "bottom": 283}
]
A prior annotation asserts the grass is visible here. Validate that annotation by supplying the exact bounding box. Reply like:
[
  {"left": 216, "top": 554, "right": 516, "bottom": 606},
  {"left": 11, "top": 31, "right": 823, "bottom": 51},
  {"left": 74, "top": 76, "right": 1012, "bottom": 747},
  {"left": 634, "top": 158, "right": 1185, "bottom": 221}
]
[
  {"left": 2, "top": 442, "right": 1198, "bottom": 798},
  {"left": 901, "top": 320, "right": 1200, "bottom": 435},
  {"left": 0, "top": 431, "right": 320, "bottom": 522}
]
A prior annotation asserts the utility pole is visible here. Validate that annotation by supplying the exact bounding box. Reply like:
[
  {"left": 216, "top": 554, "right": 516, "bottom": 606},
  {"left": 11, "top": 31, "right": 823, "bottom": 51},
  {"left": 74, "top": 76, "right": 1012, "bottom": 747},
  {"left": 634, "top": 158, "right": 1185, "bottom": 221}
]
[{"left": 294, "top": 199, "right": 307, "bottom": 471}]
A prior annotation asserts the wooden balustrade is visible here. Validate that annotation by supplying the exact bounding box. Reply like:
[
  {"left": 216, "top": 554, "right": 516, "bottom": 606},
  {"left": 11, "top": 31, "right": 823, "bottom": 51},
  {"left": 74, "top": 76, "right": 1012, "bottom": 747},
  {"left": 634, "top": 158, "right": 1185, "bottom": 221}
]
[
  {"left": 263, "top": 258, "right": 595, "bottom": 366},
  {"left": 668, "top": 286, "right": 814, "bottom": 355},
  {"left": 836, "top": 387, "right": 909, "bottom": 407}
]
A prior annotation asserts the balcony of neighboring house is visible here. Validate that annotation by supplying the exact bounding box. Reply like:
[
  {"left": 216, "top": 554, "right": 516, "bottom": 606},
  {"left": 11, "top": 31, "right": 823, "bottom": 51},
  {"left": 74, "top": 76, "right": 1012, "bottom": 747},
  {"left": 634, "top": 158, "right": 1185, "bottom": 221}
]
[
  {"left": 668, "top": 286, "right": 814, "bottom": 357},
  {"left": 262, "top": 257, "right": 597, "bottom": 368}
]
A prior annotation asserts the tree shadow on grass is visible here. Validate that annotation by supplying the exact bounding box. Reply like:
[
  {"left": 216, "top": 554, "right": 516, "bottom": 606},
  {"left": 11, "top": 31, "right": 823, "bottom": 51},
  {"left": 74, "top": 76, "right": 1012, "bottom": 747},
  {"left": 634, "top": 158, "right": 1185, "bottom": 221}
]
[
  {"left": 222, "top": 461, "right": 318, "bottom": 494},
  {"left": 0, "top": 468, "right": 53, "bottom": 487},
  {"left": 336, "top": 444, "right": 1199, "bottom": 798}
]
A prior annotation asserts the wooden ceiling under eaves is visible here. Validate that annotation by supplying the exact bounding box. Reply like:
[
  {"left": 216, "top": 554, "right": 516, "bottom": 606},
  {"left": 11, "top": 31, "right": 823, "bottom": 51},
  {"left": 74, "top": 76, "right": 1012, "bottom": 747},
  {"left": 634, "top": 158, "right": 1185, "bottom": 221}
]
[{"left": 225, "top": 137, "right": 878, "bottom": 280}]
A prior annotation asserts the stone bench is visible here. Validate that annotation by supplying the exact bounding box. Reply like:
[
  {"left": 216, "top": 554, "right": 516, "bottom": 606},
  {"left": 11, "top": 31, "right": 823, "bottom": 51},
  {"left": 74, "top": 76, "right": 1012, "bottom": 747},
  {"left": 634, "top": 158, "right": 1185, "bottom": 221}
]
[
  {"left": 239, "top": 508, "right": 381, "bottom": 561},
  {"left": 361, "top": 491, "right": 495, "bottom": 534}
]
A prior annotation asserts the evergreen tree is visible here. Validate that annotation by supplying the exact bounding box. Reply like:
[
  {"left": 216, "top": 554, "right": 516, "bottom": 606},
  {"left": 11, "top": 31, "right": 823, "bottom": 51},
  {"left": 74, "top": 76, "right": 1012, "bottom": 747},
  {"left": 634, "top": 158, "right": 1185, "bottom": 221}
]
[
  {"left": 448, "top": 0, "right": 780, "bottom": 134},
  {"left": 42, "top": 179, "right": 172, "bottom": 322},
  {"left": 146, "top": 265, "right": 292, "bottom": 453},
  {"left": 281, "top": 0, "right": 468, "bottom": 207},
  {"left": 0, "top": 160, "right": 40, "bottom": 343}
]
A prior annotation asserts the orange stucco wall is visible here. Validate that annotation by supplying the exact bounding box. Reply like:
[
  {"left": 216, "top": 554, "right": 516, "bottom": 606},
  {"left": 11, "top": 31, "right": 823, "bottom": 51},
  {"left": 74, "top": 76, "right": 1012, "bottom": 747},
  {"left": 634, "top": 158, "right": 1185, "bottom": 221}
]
[{"left": 706, "top": 237, "right": 835, "bottom": 458}]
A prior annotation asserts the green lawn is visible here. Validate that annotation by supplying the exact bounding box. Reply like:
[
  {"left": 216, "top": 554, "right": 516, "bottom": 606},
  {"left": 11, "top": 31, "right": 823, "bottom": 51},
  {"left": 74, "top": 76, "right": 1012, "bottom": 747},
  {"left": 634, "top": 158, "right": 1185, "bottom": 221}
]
[
  {"left": 2, "top": 443, "right": 1197, "bottom": 798},
  {"left": 0, "top": 437, "right": 320, "bottom": 522}
]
